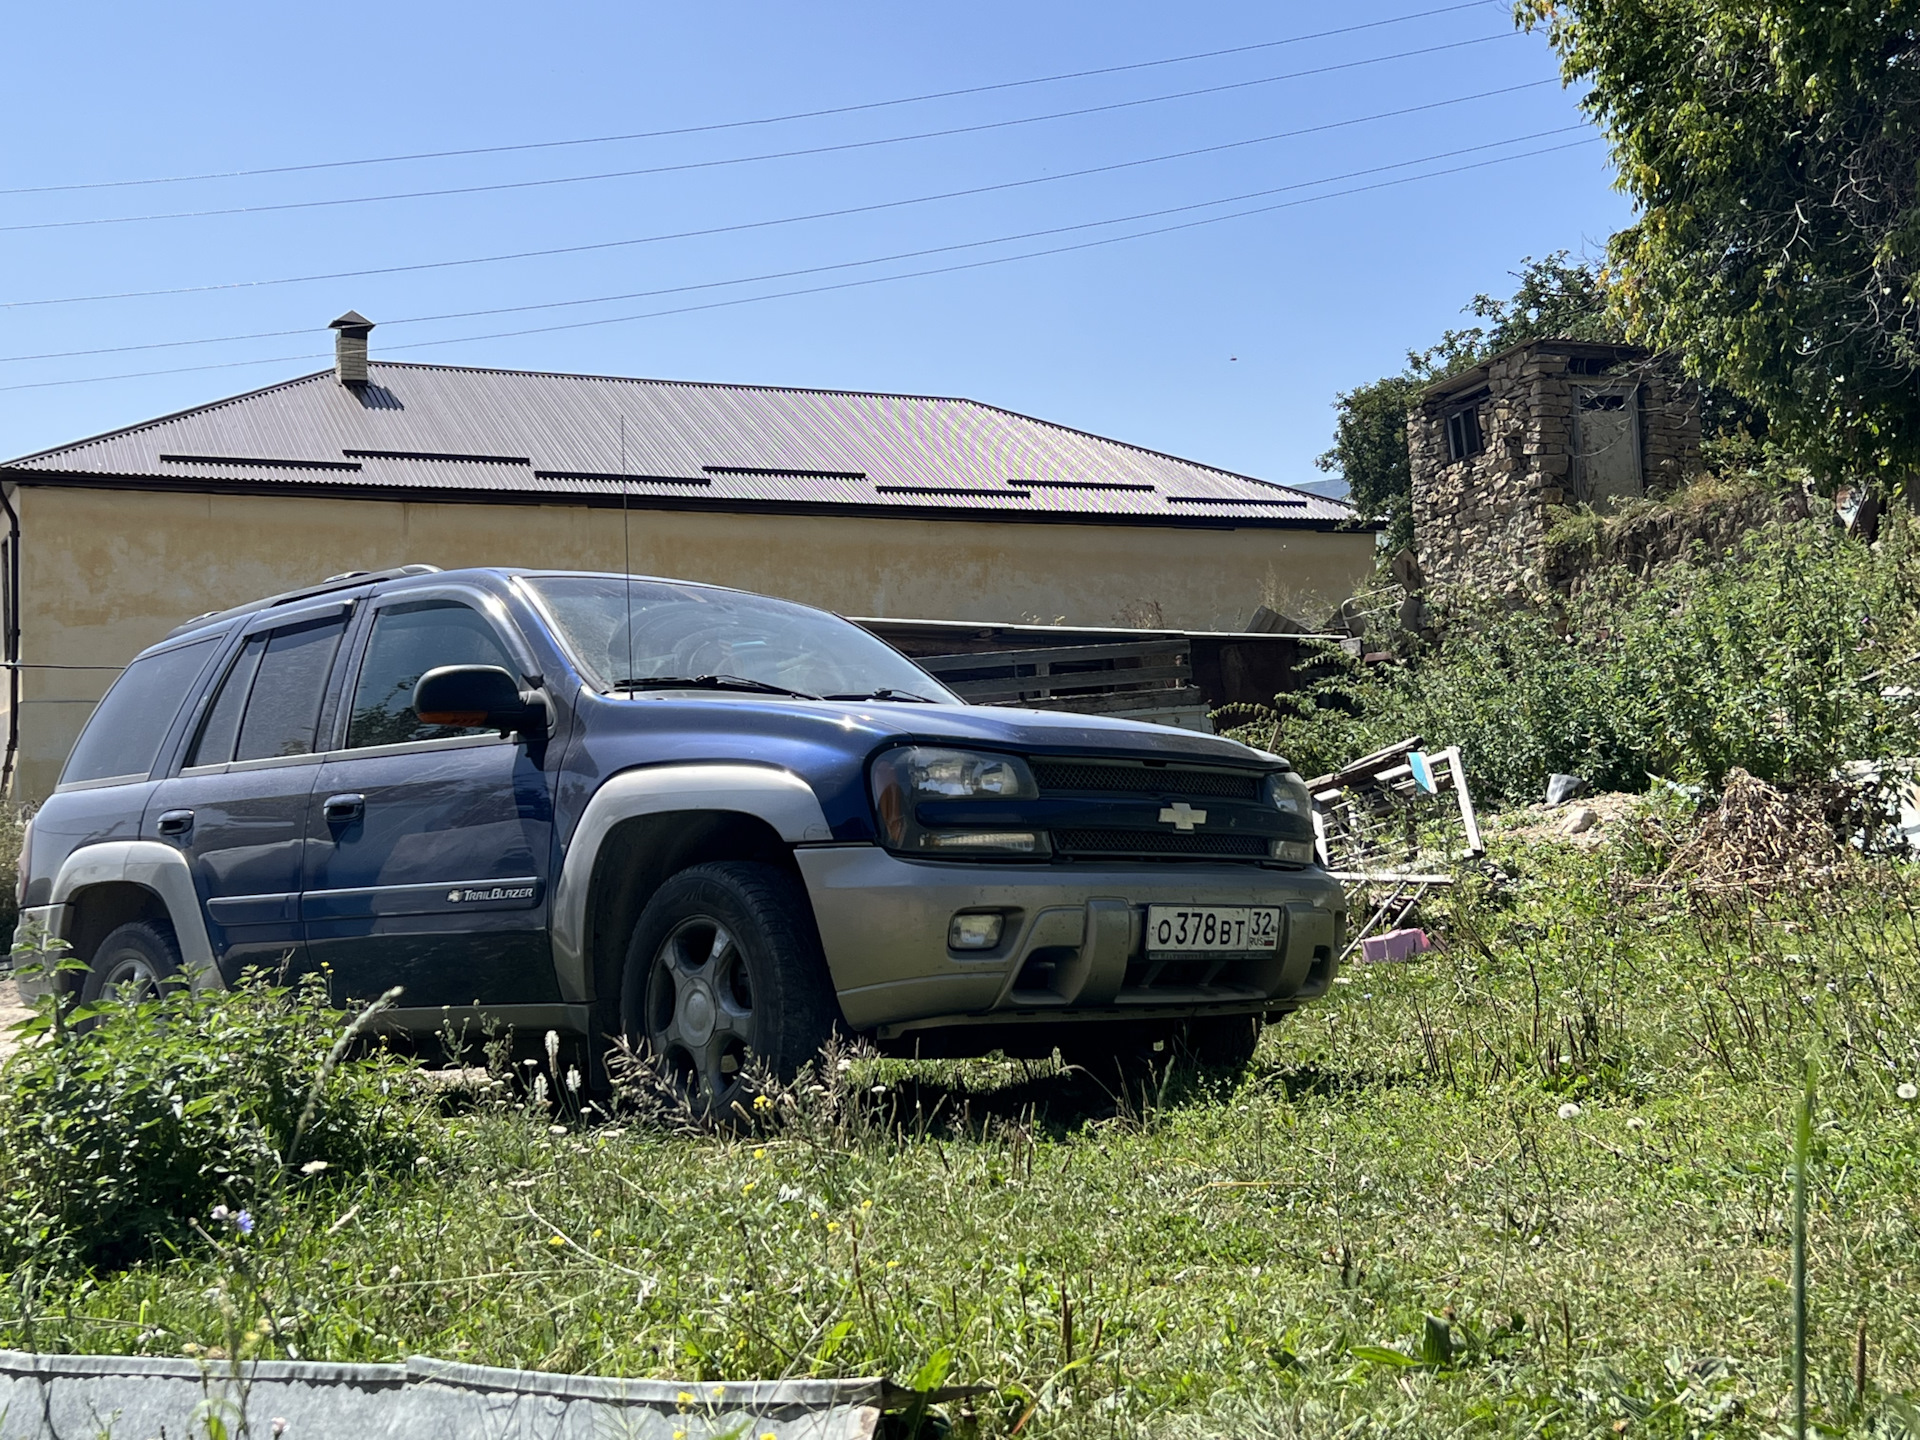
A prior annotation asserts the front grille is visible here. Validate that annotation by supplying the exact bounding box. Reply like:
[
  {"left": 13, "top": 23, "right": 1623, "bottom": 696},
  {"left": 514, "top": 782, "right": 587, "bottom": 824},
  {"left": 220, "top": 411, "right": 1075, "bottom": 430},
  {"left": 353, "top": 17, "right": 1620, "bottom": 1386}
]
[
  {"left": 1053, "top": 827, "right": 1268, "bottom": 859},
  {"left": 1033, "top": 761, "right": 1261, "bottom": 800}
]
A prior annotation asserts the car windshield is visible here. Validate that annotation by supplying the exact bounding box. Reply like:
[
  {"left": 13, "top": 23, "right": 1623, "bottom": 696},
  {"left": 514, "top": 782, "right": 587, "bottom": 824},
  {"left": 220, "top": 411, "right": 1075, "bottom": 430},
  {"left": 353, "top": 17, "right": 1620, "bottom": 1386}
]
[{"left": 523, "top": 576, "right": 957, "bottom": 703}]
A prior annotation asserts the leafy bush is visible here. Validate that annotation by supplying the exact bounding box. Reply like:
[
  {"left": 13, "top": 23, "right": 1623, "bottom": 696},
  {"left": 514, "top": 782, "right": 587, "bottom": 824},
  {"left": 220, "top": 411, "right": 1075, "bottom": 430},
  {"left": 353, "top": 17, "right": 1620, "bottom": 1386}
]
[
  {"left": 1251, "top": 519, "right": 1920, "bottom": 806},
  {"left": 0, "top": 971, "right": 427, "bottom": 1268}
]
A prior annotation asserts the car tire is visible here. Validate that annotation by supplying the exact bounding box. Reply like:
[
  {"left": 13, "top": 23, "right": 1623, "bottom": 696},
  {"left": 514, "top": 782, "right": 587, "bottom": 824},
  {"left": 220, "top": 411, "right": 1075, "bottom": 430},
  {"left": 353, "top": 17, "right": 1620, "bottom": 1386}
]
[
  {"left": 79, "top": 919, "right": 184, "bottom": 1006},
  {"left": 619, "top": 861, "right": 838, "bottom": 1117}
]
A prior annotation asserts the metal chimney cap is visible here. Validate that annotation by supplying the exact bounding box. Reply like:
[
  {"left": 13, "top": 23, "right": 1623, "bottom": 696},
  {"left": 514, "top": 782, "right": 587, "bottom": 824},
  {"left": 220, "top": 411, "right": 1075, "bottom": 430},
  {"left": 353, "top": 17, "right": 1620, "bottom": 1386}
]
[{"left": 329, "top": 310, "right": 374, "bottom": 335}]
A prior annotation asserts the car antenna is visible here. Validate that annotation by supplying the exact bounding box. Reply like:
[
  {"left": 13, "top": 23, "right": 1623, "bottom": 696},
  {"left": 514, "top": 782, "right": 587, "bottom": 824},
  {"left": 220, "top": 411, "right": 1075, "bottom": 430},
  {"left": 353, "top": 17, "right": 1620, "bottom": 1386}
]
[{"left": 620, "top": 413, "right": 634, "bottom": 688}]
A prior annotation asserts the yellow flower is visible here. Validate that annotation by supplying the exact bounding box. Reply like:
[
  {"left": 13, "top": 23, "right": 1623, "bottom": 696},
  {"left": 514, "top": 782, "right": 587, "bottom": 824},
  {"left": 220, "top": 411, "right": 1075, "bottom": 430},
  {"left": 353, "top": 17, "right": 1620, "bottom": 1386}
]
[
  {"left": 548, "top": 1234, "right": 566, "bottom": 1247},
  {"left": 752, "top": 1147, "right": 766, "bottom": 1160},
  {"left": 591, "top": 1228, "right": 603, "bottom": 1238},
  {"left": 860, "top": 1199, "right": 873, "bottom": 1210},
  {"left": 887, "top": 1260, "right": 899, "bottom": 1269},
  {"left": 827, "top": 1221, "right": 841, "bottom": 1234},
  {"left": 753, "top": 1094, "right": 774, "bottom": 1111},
  {"left": 677, "top": 1390, "right": 696, "bottom": 1407},
  {"left": 711, "top": 1385, "right": 726, "bottom": 1398},
  {"left": 741, "top": 1180, "right": 757, "bottom": 1195}
]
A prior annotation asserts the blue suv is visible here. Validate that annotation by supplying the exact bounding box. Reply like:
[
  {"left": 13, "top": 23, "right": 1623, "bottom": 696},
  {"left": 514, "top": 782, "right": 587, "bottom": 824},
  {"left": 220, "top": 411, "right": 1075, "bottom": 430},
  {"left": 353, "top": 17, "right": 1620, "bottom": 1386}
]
[{"left": 18, "top": 566, "right": 1342, "bottom": 1103}]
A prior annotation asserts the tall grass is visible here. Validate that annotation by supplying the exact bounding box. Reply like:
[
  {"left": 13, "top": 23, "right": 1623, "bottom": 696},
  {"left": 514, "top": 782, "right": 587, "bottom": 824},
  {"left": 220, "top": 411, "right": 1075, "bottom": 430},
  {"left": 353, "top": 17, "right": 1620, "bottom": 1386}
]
[{"left": 0, "top": 828, "right": 1914, "bottom": 1436}]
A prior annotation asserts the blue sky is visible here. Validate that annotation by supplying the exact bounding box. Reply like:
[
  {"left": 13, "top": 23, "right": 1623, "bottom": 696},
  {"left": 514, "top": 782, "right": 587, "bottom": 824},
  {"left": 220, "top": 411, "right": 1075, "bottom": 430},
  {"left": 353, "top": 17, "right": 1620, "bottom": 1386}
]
[{"left": 0, "top": 1, "right": 1632, "bottom": 486}]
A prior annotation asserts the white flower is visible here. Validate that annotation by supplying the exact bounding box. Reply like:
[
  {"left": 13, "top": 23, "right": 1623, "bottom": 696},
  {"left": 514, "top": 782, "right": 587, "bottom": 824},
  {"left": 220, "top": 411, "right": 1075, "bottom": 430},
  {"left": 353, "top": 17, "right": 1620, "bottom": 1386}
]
[
  {"left": 1898, "top": 1082, "right": 1918, "bottom": 1102},
  {"left": 1626, "top": 1117, "right": 1646, "bottom": 1131},
  {"left": 210, "top": 1204, "right": 230, "bottom": 1222},
  {"left": 548, "top": 1124, "right": 568, "bottom": 1136},
  {"left": 1556, "top": 1102, "right": 1582, "bottom": 1121},
  {"left": 387, "top": 1265, "right": 403, "bottom": 1282},
  {"left": 300, "top": 1160, "right": 328, "bottom": 1176}
]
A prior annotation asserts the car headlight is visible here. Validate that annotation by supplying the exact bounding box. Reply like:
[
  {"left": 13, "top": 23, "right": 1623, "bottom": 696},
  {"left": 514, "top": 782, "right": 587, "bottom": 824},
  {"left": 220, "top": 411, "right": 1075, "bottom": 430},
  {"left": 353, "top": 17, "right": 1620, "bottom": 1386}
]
[
  {"left": 870, "top": 746, "right": 1048, "bottom": 857},
  {"left": 1263, "top": 772, "right": 1315, "bottom": 820}
]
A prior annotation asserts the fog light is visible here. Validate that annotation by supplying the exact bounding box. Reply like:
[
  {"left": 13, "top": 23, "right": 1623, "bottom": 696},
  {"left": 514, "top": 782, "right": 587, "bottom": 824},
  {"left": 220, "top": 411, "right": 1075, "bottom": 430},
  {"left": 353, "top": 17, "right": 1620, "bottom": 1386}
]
[
  {"left": 948, "top": 913, "right": 1004, "bottom": 950},
  {"left": 920, "top": 830, "right": 1044, "bottom": 854},
  {"left": 1270, "top": 838, "right": 1316, "bottom": 865}
]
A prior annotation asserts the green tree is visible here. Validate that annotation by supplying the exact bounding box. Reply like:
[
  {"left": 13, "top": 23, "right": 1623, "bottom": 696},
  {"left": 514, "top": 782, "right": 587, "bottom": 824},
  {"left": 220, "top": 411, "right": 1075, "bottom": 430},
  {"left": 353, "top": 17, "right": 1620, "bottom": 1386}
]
[
  {"left": 1522, "top": 0, "right": 1920, "bottom": 483},
  {"left": 1319, "top": 253, "right": 1618, "bottom": 545}
]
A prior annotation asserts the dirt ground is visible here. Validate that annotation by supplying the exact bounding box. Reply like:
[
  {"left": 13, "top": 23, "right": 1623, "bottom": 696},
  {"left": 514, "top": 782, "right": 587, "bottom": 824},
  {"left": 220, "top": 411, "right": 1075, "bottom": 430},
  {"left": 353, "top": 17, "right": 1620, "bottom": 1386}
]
[
  {"left": 0, "top": 978, "right": 30, "bottom": 1062},
  {"left": 1491, "top": 791, "right": 1645, "bottom": 848}
]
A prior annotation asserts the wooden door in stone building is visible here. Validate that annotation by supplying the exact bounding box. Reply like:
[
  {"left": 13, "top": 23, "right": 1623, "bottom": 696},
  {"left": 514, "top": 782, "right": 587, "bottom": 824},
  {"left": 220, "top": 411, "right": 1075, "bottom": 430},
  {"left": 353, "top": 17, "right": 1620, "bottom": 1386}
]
[{"left": 1572, "top": 384, "right": 1643, "bottom": 507}]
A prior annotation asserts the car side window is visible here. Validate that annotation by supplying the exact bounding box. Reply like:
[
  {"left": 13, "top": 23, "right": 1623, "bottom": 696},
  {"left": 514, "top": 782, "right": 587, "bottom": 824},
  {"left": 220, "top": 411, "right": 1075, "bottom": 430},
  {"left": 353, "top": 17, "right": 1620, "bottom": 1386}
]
[
  {"left": 187, "top": 615, "right": 348, "bottom": 766},
  {"left": 61, "top": 637, "right": 219, "bottom": 785},
  {"left": 346, "top": 601, "right": 519, "bottom": 749},
  {"left": 186, "top": 634, "right": 266, "bottom": 767}
]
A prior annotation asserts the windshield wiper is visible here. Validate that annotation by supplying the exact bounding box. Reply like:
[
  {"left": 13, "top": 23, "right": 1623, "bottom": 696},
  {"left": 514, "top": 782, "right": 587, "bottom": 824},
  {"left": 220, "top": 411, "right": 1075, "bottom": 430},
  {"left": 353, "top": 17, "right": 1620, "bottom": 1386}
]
[
  {"left": 613, "top": 673, "right": 820, "bottom": 699},
  {"left": 820, "top": 687, "right": 942, "bottom": 703}
]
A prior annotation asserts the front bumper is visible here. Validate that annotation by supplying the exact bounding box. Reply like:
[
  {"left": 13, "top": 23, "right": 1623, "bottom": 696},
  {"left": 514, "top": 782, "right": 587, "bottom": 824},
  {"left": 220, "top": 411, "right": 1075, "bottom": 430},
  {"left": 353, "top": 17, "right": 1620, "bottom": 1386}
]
[{"left": 795, "top": 844, "right": 1344, "bottom": 1036}]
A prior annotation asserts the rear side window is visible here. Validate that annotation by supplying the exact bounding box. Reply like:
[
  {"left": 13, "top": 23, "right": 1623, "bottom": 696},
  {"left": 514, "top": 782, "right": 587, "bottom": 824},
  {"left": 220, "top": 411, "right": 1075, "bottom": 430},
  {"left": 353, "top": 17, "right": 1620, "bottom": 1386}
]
[
  {"left": 346, "top": 601, "right": 518, "bottom": 748},
  {"left": 185, "top": 615, "right": 348, "bottom": 766},
  {"left": 61, "top": 638, "right": 218, "bottom": 785}
]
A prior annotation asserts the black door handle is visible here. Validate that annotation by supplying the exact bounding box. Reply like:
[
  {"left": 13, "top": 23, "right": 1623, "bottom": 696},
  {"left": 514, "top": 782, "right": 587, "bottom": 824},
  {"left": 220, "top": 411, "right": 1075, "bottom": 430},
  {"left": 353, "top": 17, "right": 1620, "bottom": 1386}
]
[
  {"left": 323, "top": 793, "right": 365, "bottom": 824},
  {"left": 156, "top": 809, "right": 194, "bottom": 838}
]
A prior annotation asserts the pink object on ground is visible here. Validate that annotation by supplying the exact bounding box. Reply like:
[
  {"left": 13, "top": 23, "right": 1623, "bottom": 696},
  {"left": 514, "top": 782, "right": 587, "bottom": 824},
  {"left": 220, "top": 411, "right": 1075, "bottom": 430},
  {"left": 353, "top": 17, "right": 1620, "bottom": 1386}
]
[{"left": 1358, "top": 927, "right": 1431, "bottom": 963}]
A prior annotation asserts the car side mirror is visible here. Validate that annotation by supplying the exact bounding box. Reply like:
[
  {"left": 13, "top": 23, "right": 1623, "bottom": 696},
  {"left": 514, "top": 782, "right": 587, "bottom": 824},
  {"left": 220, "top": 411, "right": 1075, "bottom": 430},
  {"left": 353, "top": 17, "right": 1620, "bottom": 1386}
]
[{"left": 414, "top": 665, "right": 547, "bottom": 738}]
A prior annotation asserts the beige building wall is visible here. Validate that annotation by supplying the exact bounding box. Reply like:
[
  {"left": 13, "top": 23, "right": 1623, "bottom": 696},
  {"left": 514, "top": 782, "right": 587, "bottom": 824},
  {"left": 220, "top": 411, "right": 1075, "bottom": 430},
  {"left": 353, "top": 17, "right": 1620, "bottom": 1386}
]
[{"left": 9, "top": 484, "right": 1373, "bottom": 799}]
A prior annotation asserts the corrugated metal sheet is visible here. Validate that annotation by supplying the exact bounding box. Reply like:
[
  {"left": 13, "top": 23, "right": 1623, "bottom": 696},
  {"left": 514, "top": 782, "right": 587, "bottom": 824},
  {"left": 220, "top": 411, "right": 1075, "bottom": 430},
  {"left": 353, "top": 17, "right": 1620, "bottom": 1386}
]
[{"left": 4, "top": 363, "right": 1353, "bottom": 526}]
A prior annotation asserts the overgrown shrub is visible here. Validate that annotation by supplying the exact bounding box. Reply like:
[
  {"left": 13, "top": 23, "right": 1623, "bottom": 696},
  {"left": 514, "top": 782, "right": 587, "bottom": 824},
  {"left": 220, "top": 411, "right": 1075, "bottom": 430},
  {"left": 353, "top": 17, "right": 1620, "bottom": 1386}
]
[
  {"left": 1249, "top": 518, "right": 1920, "bottom": 806},
  {"left": 0, "top": 972, "right": 427, "bottom": 1268}
]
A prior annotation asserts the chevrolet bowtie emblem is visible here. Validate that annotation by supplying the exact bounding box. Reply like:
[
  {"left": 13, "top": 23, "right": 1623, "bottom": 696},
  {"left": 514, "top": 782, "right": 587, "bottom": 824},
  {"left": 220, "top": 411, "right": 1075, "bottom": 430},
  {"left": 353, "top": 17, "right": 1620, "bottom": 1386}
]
[{"left": 1158, "top": 802, "right": 1207, "bottom": 831}]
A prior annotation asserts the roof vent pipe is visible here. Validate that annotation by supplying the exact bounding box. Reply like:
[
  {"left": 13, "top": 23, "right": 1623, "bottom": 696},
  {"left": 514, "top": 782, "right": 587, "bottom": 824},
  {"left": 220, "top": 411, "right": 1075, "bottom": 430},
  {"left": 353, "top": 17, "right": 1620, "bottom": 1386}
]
[{"left": 329, "top": 310, "right": 374, "bottom": 387}]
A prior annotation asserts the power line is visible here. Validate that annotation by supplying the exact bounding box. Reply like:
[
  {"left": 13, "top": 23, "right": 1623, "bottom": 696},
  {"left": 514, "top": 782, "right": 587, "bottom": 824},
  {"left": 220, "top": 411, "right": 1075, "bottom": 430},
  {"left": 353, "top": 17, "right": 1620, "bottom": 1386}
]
[
  {"left": 0, "top": 78, "right": 1560, "bottom": 356},
  {"left": 0, "top": 32, "right": 1522, "bottom": 235},
  {"left": 0, "top": 2, "right": 1502, "bottom": 197},
  {"left": 0, "top": 134, "right": 1601, "bottom": 395}
]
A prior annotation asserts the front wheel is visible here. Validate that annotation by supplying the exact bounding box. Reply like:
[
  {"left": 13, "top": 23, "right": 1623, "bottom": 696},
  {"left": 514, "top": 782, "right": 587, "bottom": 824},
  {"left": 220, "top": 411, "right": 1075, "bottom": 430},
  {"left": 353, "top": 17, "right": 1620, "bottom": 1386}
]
[{"left": 619, "top": 862, "right": 837, "bottom": 1116}]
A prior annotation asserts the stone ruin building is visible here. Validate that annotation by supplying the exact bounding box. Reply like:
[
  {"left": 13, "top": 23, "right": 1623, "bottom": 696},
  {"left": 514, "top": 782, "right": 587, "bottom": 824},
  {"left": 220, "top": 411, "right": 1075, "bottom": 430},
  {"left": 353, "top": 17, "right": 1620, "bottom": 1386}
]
[{"left": 1409, "top": 339, "right": 1701, "bottom": 600}]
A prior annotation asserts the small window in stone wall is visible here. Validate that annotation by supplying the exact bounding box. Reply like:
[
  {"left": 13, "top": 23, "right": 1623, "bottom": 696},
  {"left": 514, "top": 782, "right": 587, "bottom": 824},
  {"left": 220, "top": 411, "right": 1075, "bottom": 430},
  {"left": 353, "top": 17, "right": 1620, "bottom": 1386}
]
[{"left": 1445, "top": 406, "right": 1484, "bottom": 462}]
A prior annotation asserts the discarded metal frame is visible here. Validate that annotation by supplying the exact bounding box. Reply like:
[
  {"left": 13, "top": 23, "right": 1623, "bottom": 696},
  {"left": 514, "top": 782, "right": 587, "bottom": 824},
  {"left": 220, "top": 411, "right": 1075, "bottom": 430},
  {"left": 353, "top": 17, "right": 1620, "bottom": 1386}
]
[{"left": 1307, "top": 737, "right": 1483, "bottom": 962}]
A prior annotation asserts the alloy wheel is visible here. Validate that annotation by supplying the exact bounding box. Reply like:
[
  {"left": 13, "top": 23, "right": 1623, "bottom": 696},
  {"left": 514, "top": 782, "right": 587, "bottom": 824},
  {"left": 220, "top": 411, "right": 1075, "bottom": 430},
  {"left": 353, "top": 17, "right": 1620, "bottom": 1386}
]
[{"left": 643, "top": 914, "right": 756, "bottom": 1108}]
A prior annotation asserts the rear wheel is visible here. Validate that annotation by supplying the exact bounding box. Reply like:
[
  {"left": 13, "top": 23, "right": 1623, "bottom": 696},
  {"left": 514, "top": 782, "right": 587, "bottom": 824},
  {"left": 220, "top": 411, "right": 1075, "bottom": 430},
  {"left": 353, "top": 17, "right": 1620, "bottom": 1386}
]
[
  {"left": 80, "top": 919, "right": 183, "bottom": 1006},
  {"left": 619, "top": 862, "right": 837, "bottom": 1116}
]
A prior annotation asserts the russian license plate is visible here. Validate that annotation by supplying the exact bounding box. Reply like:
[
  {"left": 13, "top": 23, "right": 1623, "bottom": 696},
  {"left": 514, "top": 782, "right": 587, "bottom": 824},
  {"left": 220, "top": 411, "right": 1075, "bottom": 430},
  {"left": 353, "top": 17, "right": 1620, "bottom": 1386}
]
[{"left": 1146, "top": 905, "right": 1281, "bottom": 954}]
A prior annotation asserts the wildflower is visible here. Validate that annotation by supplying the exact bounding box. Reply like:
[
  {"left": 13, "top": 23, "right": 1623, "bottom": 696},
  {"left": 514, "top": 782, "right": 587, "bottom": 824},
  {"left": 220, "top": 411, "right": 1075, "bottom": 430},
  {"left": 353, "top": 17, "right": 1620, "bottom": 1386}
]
[
  {"left": 860, "top": 1199, "right": 873, "bottom": 1210},
  {"left": 415, "top": 1155, "right": 431, "bottom": 1167},
  {"left": 741, "top": 1180, "right": 758, "bottom": 1195},
  {"left": 592, "top": 1228, "right": 603, "bottom": 1238},
  {"left": 271, "top": 1421, "right": 288, "bottom": 1437},
  {"left": 210, "top": 1205, "right": 230, "bottom": 1223},
  {"left": 1557, "top": 1102, "right": 1582, "bottom": 1121},
  {"left": 549, "top": 1234, "right": 567, "bottom": 1247},
  {"left": 887, "top": 1260, "right": 899, "bottom": 1269},
  {"left": 827, "top": 1221, "right": 841, "bottom": 1234},
  {"left": 677, "top": 1390, "right": 696, "bottom": 1407},
  {"left": 711, "top": 1385, "right": 726, "bottom": 1398},
  {"left": 300, "top": 1160, "right": 328, "bottom": 1176},
  {"left": 753, "top": 1094, "right": 774, "bottom": 1112},
  {"left": 387, "top": 1265, "right": 403, "bottom": 1282},
  {"left": 548, "top": 1124, "right": 568, "bottom": 1136},
  {"left": 565, "top": 1066, "right": 582, "bottom": 1093},
  {"left": 1899, "top": 1082, "right": 1919, "bottom": 1102},
  {"left": 235, "top": 1210, "right": 254, "bottom": 1235},
  {"left": 1626, "top": 1117, "right": 1646, "bottom": 1131},
  {"left": 752, "top": 1147, "right": 766, "bottom": 1160}
]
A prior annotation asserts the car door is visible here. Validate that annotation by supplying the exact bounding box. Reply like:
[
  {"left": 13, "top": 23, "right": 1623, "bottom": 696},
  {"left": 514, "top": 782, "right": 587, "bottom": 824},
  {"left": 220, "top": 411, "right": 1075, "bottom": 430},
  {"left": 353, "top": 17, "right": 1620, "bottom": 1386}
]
[
  {"left": 145, "top": 604, "right": 353, "bottom": 978},
  {"left": 301, "top": 592, "right": 557, "bottom": 1010}
]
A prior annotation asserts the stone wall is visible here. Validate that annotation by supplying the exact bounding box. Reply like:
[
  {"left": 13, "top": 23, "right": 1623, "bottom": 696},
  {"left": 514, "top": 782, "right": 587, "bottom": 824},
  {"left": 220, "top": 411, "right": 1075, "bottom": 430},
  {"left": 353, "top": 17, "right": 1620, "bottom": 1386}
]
[{"left": 1410, "top": 341, "right": 1700, "bottom": 602}]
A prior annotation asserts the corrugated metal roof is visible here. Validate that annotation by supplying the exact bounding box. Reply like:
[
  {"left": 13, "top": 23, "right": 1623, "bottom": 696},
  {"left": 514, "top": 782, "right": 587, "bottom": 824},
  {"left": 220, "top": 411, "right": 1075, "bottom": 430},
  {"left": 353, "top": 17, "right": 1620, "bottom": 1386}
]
[{"left": 3, "top": 362, "right": 1355, "bottom": 527}]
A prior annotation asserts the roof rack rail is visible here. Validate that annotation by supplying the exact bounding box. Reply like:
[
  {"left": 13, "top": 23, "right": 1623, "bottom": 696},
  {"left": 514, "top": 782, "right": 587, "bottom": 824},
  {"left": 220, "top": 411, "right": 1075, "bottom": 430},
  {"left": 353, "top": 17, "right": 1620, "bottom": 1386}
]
[{"left": 165, "top": 564, "right": 442, "bottom": 639}]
